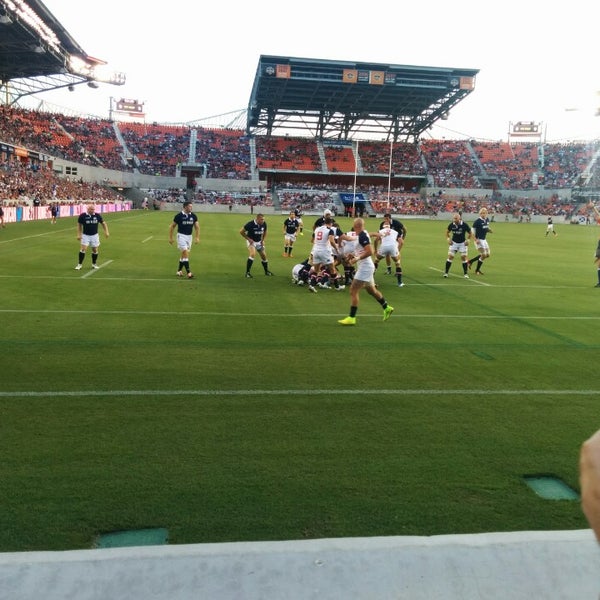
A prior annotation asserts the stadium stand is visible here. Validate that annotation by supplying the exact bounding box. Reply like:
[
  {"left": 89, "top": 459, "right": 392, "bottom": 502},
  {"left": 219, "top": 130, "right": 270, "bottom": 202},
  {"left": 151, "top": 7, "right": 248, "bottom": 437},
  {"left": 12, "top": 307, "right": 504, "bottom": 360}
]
[
  {"left": 419, "top": 139, "right": 482, "bottom": 189},
  {"left": 255, "top": 136, "right": 321, "bottom": 172}
]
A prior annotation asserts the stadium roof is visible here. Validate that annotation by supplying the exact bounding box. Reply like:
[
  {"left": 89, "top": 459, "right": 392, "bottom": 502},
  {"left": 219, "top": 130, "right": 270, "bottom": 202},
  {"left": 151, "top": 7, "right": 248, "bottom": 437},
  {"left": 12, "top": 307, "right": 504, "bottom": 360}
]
[
  {"left": 0, "top": 0, "right": 124, "bottom": 103},
  {"left": 247, "top": 55, "right": 479, "bottom": 142}
]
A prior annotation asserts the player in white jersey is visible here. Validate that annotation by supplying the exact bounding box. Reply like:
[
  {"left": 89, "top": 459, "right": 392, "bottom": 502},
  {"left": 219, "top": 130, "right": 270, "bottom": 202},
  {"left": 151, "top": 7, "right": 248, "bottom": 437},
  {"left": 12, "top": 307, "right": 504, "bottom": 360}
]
[
  {"left": 373, "top": 224, "right": 404, "bottom": 287},
  {"left": 338, "top": 227, "right": 359, "bottom": 285},
  {"left": 338, "top": 218, "right": 394, "bottom": 326},
  {"left": 308, "top": 216, "right": 342, "bottom": 292}
]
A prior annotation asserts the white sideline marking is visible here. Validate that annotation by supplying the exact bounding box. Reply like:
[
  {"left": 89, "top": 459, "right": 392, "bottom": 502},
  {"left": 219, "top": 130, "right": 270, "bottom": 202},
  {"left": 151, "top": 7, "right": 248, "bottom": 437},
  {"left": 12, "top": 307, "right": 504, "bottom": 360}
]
[
  {"left": 0, "top": 226, "right": 73, "bottom": 244},
  {"left": 81, "top": 259, "right": 113, "bottom": 277},
  {"left": 429, "top": 266, "right": 491, "bottom": 286},
  {"left": 0, "top": 274, "right": 593, "bottom": 289},
  {"left": 0, "top": 308, "right": 597, "bottom": 320},
  {"left": 0, "top": 388, "right": 598, "bottom": 398},
  {"left": 141, "top": 236, "right": 153, "bottom": 243}
]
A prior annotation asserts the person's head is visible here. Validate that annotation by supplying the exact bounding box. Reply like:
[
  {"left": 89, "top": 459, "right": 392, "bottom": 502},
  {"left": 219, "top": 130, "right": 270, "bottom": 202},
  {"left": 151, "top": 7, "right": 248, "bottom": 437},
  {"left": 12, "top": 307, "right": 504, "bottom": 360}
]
[
  {"left": 86, "top": 204, "right": 96, "bottom": 215},
  {"left": 256, "top": 213, "right": 265, "bottom": 225},
  {"left": 324, "top": 209, "right": 332, "bottom": 218},
  {"left": 479, "top": 207, "right": 488, "bottom": 217},
  {"left": 383, "top": 213, "right": 392, "bottom": 221},
  {"left": 452, "top": 212, "right": 461, "bottom": 224},
  {"left": 353, "top": 217, "right": 365, "bottom": 233},
  {"left": 324, "top": 216, "right": 333, "bottom": 226},
  {"left": 182, "top": 201, "right": 193, "bottom": 213},
  {"left": 289, "top": 211, "right": 295, "bottom": 218}
]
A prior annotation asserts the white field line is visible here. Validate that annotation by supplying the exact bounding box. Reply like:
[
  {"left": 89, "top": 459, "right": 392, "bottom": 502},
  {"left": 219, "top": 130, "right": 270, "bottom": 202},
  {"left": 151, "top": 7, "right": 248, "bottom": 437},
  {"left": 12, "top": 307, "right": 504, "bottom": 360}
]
[
  {"left": 0, "top": 226, "right": 73, "bottom": 244},
  {"left": 0, "top": 389, "right": 598, "bottom": 398},
  {"left": 81, "top": 259, "right": 113, "bottom": 278},
  {"left": 0, "top": 274, "right": 593, "bottom": 289},
  {"left": 428, "top": 266, "right": 491, "bottom": 285}
]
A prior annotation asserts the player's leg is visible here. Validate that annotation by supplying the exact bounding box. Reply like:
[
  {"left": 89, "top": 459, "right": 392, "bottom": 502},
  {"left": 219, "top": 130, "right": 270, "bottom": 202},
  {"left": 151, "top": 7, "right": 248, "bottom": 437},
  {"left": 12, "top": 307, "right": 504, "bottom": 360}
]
[
  {"left": 76, "top": 241, "right": 88, "bottom": 270},
  {"left": 245, "top": 243, "right": 257, "bottom": 277}
]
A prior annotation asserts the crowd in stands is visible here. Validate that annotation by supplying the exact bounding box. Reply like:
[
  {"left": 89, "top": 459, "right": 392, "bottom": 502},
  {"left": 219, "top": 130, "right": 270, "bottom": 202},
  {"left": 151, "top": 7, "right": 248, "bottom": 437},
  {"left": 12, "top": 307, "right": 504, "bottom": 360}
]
[
  {"left": 359, "top": 141, "right": 425, "bottom": 176},
  {"left": 278, "top": 190, "right": 338, "bottom": 213},
  {"left": 255, "top": 137, "right": 321, "bottom": 172},
  {"left": 2, "top": 105, "right": 600, "bottom": 203},
  {"left": 143, "top": 187, "right": 271, "bottom": 209},
  {"left": 419, "top": 139, "right": 482, "bottom": 188},
  {"left": 194, "top": 128, "right": 252, "bottom": 180},
  {"left": 0, "top": 158, "right": 123, "bottom": 206}
]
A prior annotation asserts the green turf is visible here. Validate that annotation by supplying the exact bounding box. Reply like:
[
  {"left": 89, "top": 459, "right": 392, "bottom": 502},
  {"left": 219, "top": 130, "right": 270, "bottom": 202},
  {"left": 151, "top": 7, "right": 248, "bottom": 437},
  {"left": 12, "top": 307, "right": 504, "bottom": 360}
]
[{"left": 0, "top": 210, "right": 598, "bottom": 551}]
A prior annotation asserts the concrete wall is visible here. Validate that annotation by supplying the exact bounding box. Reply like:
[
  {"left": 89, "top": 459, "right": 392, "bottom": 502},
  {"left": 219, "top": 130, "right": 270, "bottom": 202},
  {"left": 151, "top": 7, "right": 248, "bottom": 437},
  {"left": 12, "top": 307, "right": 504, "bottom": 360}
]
[{"left": 0, "top": 530, "right": 597, "bottom": 600}]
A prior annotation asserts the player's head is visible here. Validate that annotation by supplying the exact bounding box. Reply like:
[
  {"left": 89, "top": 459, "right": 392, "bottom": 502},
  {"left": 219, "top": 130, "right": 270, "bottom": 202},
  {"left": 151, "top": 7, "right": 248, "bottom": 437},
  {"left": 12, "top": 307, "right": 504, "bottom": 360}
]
[
  {"left": 324, "top": 209, "right": 332, "bottom": 217},
  {"left": 182, "top": 201, "right": 193, "bottom": 213},
  {"left": 479, "top": 207, "right": 488, "bottom": 217},
  {"left": 452, "top": 212, "right": 461, "bottom": 224},
  {"left": 86, "top": 204, "right": 95, "bottom": 214},
  {"left": 256, "top": 213, "right": 265, "bottom": 224},
  {"left": 353, "top": 217, "right": 365, "bottom": 232}
]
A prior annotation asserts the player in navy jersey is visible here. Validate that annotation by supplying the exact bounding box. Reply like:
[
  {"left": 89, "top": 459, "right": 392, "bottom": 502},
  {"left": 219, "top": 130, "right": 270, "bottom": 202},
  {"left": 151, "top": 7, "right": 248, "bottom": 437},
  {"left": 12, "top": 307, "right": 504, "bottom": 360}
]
[
  {"left": 338, "top": 218, "right": 394, "bottom": 326},
  {"left": 545, "top": 216, "right": 558, "bottom": 237},
  {"left": 313, "top": 208, "right": 333, "bottom": 231},
  {"left": 75, "top": 204, "right": 109, "bottom": 270},
  {"left": 169, "top": 201, "right": 199, "bottom": 278},
  {"left": 443, "top": 213, "right": 472, "bottom": 278},
  {"left": 240, "top": 213, "right": 273, "bottom": 278},
  {"left": 467, "top": 207, "right": 493, "bottom": 275},
  {"left": 282, "top": 211, "right": 301, "bottom": 258},
  {"left": 291, "top": 258, "right": 311, "bottom": 286},
  {"left": 293, "top": 208, "right": 304, "bottom": 236}
]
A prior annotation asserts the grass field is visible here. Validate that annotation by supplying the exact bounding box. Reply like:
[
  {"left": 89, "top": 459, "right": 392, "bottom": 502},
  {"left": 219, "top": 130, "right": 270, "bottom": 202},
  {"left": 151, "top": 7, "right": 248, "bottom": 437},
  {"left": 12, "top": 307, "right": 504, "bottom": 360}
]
[{"left": 0, "top": 209, "right": 598, "bottom": 552}]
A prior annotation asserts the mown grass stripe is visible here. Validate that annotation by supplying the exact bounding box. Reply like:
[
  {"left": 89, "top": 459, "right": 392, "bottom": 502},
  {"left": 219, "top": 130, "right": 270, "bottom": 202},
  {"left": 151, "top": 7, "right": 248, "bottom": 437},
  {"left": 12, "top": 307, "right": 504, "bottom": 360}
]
[{"left": 0, "top": 389, "right": 598, "bottom": 397}]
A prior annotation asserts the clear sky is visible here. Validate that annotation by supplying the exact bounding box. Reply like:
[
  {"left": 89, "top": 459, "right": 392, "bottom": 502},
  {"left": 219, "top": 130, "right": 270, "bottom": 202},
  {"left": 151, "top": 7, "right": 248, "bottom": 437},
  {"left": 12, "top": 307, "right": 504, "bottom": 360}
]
[{"left": 33, "top": 0, "right": 600, "bottom": 142}]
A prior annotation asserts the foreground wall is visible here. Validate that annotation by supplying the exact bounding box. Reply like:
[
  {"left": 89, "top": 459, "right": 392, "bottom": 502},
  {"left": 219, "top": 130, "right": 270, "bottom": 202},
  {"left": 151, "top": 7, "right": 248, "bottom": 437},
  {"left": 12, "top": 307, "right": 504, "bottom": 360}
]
[{"left": 0, "top": 530, "right": 598, "bottom": 600}]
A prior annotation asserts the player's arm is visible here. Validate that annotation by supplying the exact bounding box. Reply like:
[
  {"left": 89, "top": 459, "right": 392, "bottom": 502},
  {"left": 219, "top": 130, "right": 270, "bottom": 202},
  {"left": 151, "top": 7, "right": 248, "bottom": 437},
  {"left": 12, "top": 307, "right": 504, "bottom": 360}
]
[
  {"left": 102, "top": 221, "right": 109, "bottom": 237},
  {"left": 580, "top": 429, "right": 600, "bottom": 541},
  {"left": 328, "top": 233, "right": 338, "bottom": 253},
  {"left": 77, "top": 221, "right": 82, "bottom": 239},
  {"left": 239, "top": 226, "right": 251, "bottom": 242},
  {"left": 194, "top": 221, "right": 200, "bottom": 243},
  {"left": 169, "top": 221, "right": 177, "bottom": 244},
  {"left": 355, "top": 241, "right": 373, "bottom": 260},
  {"left": 399, "top": 225, "right": 406, "bottom": 249}
]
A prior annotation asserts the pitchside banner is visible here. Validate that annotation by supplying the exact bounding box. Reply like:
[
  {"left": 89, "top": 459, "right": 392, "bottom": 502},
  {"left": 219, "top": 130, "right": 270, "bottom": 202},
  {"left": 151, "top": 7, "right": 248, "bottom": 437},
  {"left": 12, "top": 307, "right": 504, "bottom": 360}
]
[{"left": 2, "top": 202, "right": 133, "bottom": 224}]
